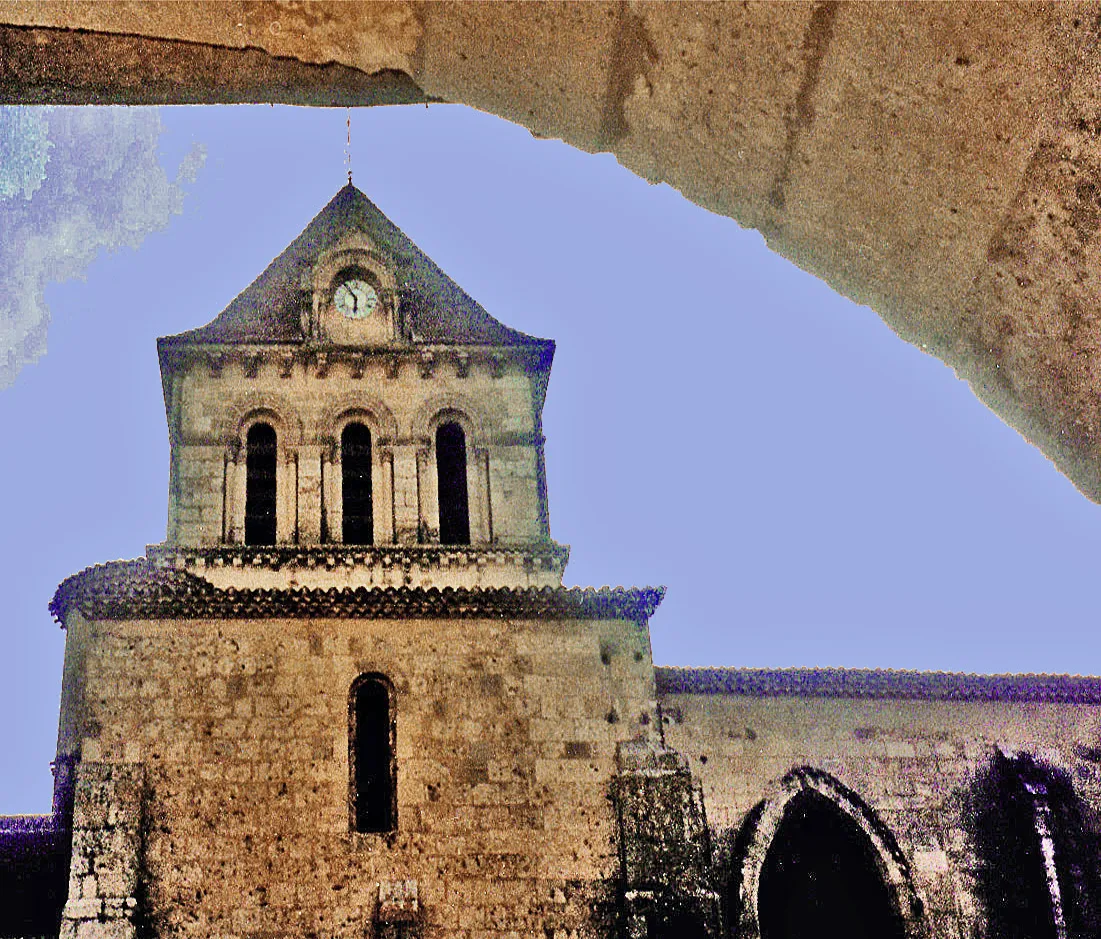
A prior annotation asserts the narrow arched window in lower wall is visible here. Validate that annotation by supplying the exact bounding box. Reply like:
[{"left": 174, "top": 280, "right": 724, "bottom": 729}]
[
  {"left": 244, "top": 422, "right": 277, "bottom": 545},
  {"left": 436, "top": 421, "right": 470, "bottom": 545},
  {"left": 757, "top": 789, "right": 906, "bottom": 939},
  {"left": 965, "top": 752, "right": 1101, "bottom": 939},
  {"left": 350, "top": 674, "right": 395, "bottom": 834},
  {"left": 341, "top": 422, "right": 373, "bottom": 544}
]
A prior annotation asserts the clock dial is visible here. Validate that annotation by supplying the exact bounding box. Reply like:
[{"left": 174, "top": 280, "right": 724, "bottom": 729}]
[{"left": 334, "top": 279, "right": 379, "bottom": 320}]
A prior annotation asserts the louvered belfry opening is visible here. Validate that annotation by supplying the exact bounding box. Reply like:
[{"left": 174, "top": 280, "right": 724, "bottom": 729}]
[
  {"left": 436, "top": 422, "right": 470, "bottom": 545},
  {"left": 341, "top": 422, "right": 373, "bottom": 545},
  {"left": 758, "top": 789, "right": 905, "bottom": 939},
  {"left": 244, "top": 422, "right": 277, "bottom": 545},
  {"left": 351, "top": 675, "right": 395, "bottom": 834}
]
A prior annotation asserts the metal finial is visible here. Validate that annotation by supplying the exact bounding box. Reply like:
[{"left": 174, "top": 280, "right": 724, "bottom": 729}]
[{"left": 345, "top": 108, "right": 352, "bottom": 185}]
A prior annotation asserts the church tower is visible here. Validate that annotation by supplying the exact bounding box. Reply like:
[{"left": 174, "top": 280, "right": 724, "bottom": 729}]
[
  {"left": 47, "top": 184, "right": 675, "bottom": 939},
  {"left": 154, "top": 182, "right": 564, "bottom": 589}
]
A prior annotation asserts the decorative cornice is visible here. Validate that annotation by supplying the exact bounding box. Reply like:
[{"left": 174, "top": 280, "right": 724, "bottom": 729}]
[
  {"left": 50, "top": 559, "right": 663, "bottom": 626},
  {"left": 160, "top": 345, "right": 547, "bottom": 380},
  {"left": 145, "top": 542, "right": 570, "bottom": 573},
  {"left": 654, "top": 666, "right": 1101, "bottom": 704}
]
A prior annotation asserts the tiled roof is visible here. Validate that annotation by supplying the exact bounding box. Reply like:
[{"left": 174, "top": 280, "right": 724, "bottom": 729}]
[
  {"left": 50, "top": 559, "right": 664, "bottom": 624},
  {"left": 654, "top": 666, "right": 1101, "bottom": 704},
  {"left": 158, "top": 183, "right": 549, "bottom": 348}
]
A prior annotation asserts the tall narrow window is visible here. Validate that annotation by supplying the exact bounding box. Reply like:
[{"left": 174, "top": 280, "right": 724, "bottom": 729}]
[
  {"left": 351, "top": 675, "right": 395, "bottom": 833},
  {"left": 436, "top": 422, "right": 470, "bottom": 545},
  {"left": 342, "top": 423, "right": 373, "bottom": 545},
  {"left": 244, "top": 422, "right": 277, "bottom": 545}
]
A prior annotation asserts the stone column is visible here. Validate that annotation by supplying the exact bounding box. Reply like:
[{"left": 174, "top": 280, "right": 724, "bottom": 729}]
[
  {"left": 487, "top": 448, "right": 513, "bottom": 544},
  {"left": 469, "top": 447, "right": 492, "bottom": 544},
  {"left": 391, "top": 443, "right": 421, "bottom": 545},
  {"left": 224, "top": 446, "right": 246, "bottom": 544},
  {"left": 276, "top": 451, "right": 296, "bottom": 544},
  {"left": 416, "top": 444, "right": 438, "bottom": 544},
  {"left": 296, "top": 445, "right": 323, "bottom": 544},
  {"left": 374, "top": 446, "right": 395, "bottom": 544},
  {"left": 321, "top": 444, "right": 340, "bottom": 543}
]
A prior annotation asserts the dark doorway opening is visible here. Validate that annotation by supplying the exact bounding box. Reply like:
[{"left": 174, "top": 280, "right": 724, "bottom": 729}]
[{"left": 758, "top": 789, "right": 904, "bottom": 939}]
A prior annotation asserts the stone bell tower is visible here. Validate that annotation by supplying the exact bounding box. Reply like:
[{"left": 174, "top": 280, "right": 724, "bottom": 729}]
[
  {"left": 154, "top": 181, "right": 567, "bottom": 589},
  {"left": 48, "top": 182, "right": 667, "bottom": 939}
]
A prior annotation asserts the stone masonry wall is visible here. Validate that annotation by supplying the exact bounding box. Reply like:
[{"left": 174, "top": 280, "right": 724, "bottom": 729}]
[
  {"left": 62, "top": 612, "right": 658, "bottom": 939},
  {"left": 659, "top": 690, "right": 1101, "bottom": 938},
  {"left": 171, "top": 353, "right": 543, "bottom": 549},
  {"left": 60, "top": 763, "right": 143, "bottom": 939}
]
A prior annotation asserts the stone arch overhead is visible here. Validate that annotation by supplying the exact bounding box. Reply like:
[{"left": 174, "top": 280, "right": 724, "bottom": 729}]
[
  {"left": 322, "top": 395, "right": 400, "bottom": 449},
  {"left": 6, "top": 6, "right": 1101, "bottom": 501},
  {"left": 410, "top": 395, "right": 490, "bottom": 446},
  {"left": 731, "top": 765, "right": 928, "bottom": 939},
  {"left": 223, "top": 393, "right": 305, "bottom": 454}
]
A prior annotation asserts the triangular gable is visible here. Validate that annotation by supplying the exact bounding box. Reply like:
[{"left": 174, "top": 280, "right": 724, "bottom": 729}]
[{"left": 161, "top": 183, "right": 546, "bottom": 347}]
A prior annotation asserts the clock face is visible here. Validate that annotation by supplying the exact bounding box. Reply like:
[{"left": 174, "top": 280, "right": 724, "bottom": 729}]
[{"left": 333, "top": 278, "right": 379, "bottom": 320}]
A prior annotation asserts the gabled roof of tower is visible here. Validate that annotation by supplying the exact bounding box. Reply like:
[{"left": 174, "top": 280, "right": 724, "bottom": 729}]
[{"left": 161, "top": 183, "right": 547, "bottom": 347}]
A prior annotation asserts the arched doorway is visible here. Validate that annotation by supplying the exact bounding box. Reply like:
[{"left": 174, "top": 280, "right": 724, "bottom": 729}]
[
  {"left": 758, "top": 788, "right": 905, "bottom": 939},
  {"left": 729, "top": 767, "right": 925, "bottom": 939}
]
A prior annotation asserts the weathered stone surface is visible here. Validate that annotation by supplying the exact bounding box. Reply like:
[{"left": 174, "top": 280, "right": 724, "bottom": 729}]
[
  {"left": 3, "top": 3, "right": 1101, "bottom": 500},
  {"left": 17, "top": 103, "right": 1101, "bottom": 939},
  {"left": 58, "top": 612, "right": 656, "bottom": 939},
  {"left": 659, "top": 689, "right": 1101, "bottom": 937}
]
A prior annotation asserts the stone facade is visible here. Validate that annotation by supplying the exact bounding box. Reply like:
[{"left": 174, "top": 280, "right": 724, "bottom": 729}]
[
  {"left": 6, "top": 183, "right": 1101, "bottom": 939},
  {"left": 658, "top": 670, "right": 1101, "bottom": 938},
  {"left": 51, "top": 607, "right": 656, "bottom": 939}
]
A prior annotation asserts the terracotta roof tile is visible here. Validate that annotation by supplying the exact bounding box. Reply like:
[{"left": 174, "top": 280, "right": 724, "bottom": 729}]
[
  {"left": 654, "top": 666, "right": 1101, "bottom": 704},
  {"left": 50, "top": 559, "right": 664, "bottom": 625}
]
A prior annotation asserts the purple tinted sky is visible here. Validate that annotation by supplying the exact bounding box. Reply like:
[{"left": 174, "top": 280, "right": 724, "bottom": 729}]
[{"left": 2, "top": 104, "right": 1100, "bottom": 813}]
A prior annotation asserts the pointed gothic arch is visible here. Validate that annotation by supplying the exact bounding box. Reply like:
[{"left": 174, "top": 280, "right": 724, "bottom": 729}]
[{"left": 728, "top": 767, "right": 926, "bottom": 939}]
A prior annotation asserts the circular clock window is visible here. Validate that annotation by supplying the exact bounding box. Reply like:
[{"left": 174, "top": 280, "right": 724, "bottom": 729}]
[{"left": 333, "top": 278, "right": 379, "bottom": 320}]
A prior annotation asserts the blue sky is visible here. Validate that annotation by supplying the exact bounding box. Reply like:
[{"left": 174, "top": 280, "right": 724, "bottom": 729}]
[{"left": 2, "top": 104, "right": 1100, "bottom": 813}]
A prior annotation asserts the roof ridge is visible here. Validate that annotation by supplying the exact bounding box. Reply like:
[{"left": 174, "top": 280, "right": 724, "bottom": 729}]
[
  {"left": 653, "top": 664, "right": 1101, "bottom": 702},
  {"left": 654, "top": 664, "right": 1101, "bottom": 681}
]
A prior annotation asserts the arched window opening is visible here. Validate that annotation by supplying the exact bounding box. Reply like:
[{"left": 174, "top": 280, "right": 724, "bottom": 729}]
[
  {"left": 758, "top": 789, "right": 905, "bottom": 939},
  {"left": 244, "top": 422, "right": 277, "bottom": 546},
  {"left": 436, "top": 422, "right": 470, "bottom": 545},
  {"left": 341, "top": 423, "right": 373, "bottom": 545},
  {"left": 966, "top": 752, "right": 1101, "bottom": 939},
  {"left": 351, "top": 675, "right": 395, "bottom": 834}
]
